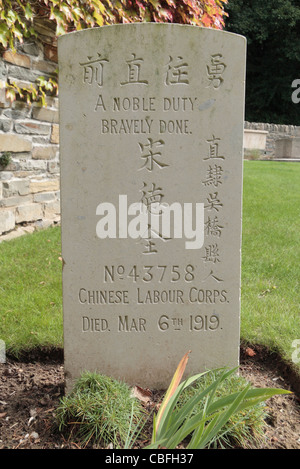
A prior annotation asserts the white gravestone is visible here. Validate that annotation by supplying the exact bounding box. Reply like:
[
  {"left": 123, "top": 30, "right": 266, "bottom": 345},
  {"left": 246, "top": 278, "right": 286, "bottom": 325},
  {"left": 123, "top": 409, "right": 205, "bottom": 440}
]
[{"left": 58, "top": 24, "right": 246, "bottom": 390}]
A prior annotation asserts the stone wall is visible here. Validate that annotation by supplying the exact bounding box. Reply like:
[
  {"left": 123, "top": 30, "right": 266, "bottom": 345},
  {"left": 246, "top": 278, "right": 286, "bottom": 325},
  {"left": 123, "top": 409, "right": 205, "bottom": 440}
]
[
  {"left": 0, "top": 20, "right": 59, "bottom": 239},
  {"left": 244, "top": 121, "right": 300, "bottom": 158}
]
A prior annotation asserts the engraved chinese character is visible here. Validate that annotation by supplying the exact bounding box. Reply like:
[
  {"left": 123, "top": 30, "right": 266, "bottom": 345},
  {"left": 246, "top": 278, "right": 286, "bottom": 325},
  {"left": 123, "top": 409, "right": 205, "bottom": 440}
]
[
  {"left": 138, "top": 138, "right": 168, "bottom": 171},
  {"left": 204, "top": 135, "right": 225, "bottom": 160},
  {"left": 205, "top": 216, "right": 223, "bottom": 237},
  {"left": 143, "top": 239, "right": 158, "bottom": 255},
  {"left": 205, "top": 192, "right": 223, "bottom": 212},
  {"left": 80, "top": 53, "right": 108, "bottom": 86},
  {"left": 141, "top": 182, "right": 164, "bottom": 214},
  {"left": 202, "top": 165, "right": 223, "bottom": 187},
  {"left": 142, "top": 225, "right": 170, "bottom": 255},
  {"left": 203, "top": 244, "right": 220, "bottom": 263},
  {"left": 121, "top": 53, "right": 148, "bottom": 85},
  {"left": 165, "top": 56, "right": 189, "bottom": 85},
  {"left": 202, "top": 270, "right": 224, "bottom": 283},
  {"left": 207, "top": 54, "right": 226, "bottom": 89}
]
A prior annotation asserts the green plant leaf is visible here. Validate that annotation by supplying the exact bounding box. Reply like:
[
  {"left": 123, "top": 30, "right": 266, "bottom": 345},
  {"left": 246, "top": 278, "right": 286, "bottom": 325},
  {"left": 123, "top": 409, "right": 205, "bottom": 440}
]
[
  {"left": 24, "top": 2, "right": 33, "bottom": 20},
  {"left": 146, "top": 353, "right": 292, "bottom": 450},
  {"left": 0, "top": 22, "right": 9, "bottom": 47},
  {"left": 192, "top": 383, "right": 252, "bottom": 449},
  {"left": 154, "top": 350, "right": 190, "bottom": 437}
]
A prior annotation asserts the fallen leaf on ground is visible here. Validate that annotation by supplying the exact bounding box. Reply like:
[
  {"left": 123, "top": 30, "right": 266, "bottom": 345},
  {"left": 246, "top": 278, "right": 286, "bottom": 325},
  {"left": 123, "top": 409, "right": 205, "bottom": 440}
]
[
  {"left": 245, "top": 347, "right": 256, "bottom": 357},
  {"left": 131, "top": 385, "right": 153, "bottom": 404}
]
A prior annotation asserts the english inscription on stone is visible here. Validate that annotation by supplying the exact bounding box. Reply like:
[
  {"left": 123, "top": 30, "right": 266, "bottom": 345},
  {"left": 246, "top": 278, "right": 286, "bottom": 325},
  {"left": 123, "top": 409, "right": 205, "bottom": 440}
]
[{"left": 58, "top": 24, "right": 246, "bottom": 390}]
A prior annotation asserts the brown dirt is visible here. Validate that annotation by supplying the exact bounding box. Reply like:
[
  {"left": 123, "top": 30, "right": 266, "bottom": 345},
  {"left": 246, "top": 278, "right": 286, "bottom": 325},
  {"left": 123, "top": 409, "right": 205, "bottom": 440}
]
[{"left": 0, "top": 345, "right": 299, "bottom": 450}]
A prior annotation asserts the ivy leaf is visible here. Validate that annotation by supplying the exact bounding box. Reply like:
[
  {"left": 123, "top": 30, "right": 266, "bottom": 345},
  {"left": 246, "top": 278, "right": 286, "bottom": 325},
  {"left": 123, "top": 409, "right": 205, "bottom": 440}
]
[
  {"left": 24, "top": 2, "right": 33, "bottom": 20},
  {"left": 201, "top": 13, "right": 213, "bottom": 27},
  {"left": 0, "top": 22, "right": 9, "bottom": 48},
  {"left": 93, "top": 10, "right": 104, "bottom": 26},
  {"left": 6, "top": 88, "right": 16, "bottom": 102}
]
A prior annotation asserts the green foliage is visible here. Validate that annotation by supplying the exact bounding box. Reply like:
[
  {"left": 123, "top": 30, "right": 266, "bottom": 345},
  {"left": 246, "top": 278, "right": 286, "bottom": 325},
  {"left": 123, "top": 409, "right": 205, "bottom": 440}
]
[
  {"left": 0, "top": 0, "right": 228, "bottom": 50},
  {"left": 241, "top": 161, "right": 300, "bottom": 362},
  {"left": 4, "top": 76, "right": 58, "bottom": 106},
  {"left": 0, "top": 226, "right": 63, "bottom": 355},
  {"left": 55, "top": 360, "right": 291, "bottom": 449},
  {"left": 55, "top": 371, "right": 144, "bottom": 448},
  {"left": 147, "top": 360, "right": 291, "bottom": 450},
  {"left": 0, "top": 1, "right": 228, "bottom": 106},
  {"left": 0, "top": 0, "right": 36, "bottom": 49},
  {"left": 225, "top": 0, "right": 300, "bottom": 125},
  {"left": 175, "top": 369, "right": 268, "bottom": 448},
  {"left": 0, "top": 151, "right": 11, "bottom": 167}
]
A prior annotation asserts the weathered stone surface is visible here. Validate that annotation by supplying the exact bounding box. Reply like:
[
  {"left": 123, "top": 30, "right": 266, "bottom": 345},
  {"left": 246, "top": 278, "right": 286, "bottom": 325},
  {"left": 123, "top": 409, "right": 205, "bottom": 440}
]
[
  {"left": 275, "top": 137, "right": 300, "bottom": 159},
  {"left": 44, "top": 96, "right": 59, "bottom": 109},
  {"left": 3, "top": 159, "right": 21, "bottom": 172},
  {"left": 7, "top": 64, "right": 41, "bottom": 83},
  {"left": 50, "top": 124, "right": 59, "bottom": 143},
  {"left": 29, "top": 179, "right": 59, "bottom": 193},
  {"left": 18, "top": 41, "right": 41, "bottom": 57},
  {"left": 244, "top": 129, "right": 267, "bottom": 150},
  {"left": 18, "top": 159, "right": 48, "bottom": 172},
  {"left": 32, "top": 107, "right": 59, "bottom": 123},
  {"left": 0, "top": 194, "right": 32, "bottom": 208},
  {"left": 0, "top": 61, "right": 8, "bottom": 80},
  {"left": 0, "top": 88, "right": 10, "bottom": 109},
  {"left": 15, "top": 203, "right": 43, "bottom": 223},
  {"left": 0, "top": 133, "right": 32, "bottom": 152},
  {"left": 0, "top": 172, "right": 13, "bottom": 181},
  {"left": 0, "top": 210, "right": 15, "bottom": 234},
  {"left": 33, "top": 18, "right": 56, "bottom": 40},
  {"left": 33, "top": 191, "right": 56, "bottom": 202},
  {"left": 2, "top": 104, "right": 31, "bottom": 120},
  {"left": 32, "top": 59, "right": 57, "bottom": 74},
  {"left": 3, "top": 51, "right": 31, "bottom": 68},
  {"left": 59, "top": 24, "right": 246, "bottom": 390},
  {"left": 47, "top": 160, "right": 60, "bottom": 173},
  {"left": 3, "top": 179, "right": 30, "bottom": 197},
  {"left": 15, "top": 121, "right": 51, "bottom": 136},
  {"left": 44, "top": 44, "right": 58, "bottom": 63},
  {"left": 34, "top": 219, "right": 54, "bottom": 230},
  {"left": 32, "top": 145, "right": 57, "bottom": 160},
  {"left": 43, "top": 200, "right": 60, "bottom": 218},
  {"left": 0, "top": 119, "right": 12, "bottom": 132},
  {"left": 0, "top": 225, "right": 35, "bottom": 243}
]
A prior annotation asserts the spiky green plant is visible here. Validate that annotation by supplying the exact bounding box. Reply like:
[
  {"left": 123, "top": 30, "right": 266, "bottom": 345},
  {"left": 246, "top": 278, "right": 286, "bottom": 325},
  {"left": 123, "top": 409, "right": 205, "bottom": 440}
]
[
  {"left": 146, "top": 352, "right": 291, "bottom": 449},
  {"left": 56, "top": 371, "right": 144, "bottom": 448},
  {"left": 176, "top": 368, "right": 268, "bottom": 448}
]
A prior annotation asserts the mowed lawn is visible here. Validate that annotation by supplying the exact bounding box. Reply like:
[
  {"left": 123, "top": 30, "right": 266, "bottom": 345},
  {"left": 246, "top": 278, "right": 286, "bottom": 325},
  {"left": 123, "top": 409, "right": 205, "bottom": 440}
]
[
  {"left": 0, "top": 225, "right": 63, "bottom": 354},
  {"left": 0, "top": 160, "right": 299, "bottom": 372},
  {"left": 241, "top": 161, "right": 300, "bottom": 368}
]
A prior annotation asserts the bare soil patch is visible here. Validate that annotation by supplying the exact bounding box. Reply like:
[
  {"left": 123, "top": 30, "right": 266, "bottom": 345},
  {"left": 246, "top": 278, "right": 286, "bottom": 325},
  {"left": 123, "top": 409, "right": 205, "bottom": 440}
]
[{"left": 0, "top": 345, "right": 299, "bottom": 450}]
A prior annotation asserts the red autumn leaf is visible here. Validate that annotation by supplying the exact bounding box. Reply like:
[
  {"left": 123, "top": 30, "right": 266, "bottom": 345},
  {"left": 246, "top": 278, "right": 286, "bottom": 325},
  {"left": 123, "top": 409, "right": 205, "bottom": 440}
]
[
  {"left": 201, "top": 13, "right": 213, "bottom": 27},
  {"left": 245, "top": 347, "right": 256, "bottom": 357}
]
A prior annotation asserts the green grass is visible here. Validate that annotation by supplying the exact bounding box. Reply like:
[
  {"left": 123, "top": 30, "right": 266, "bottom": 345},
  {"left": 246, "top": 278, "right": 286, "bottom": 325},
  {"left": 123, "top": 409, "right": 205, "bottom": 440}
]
[
  {"left": 0, "top": 226, "right": 63, "bottom": 355},
  {"left": 56, "top": 366, "right": 284, "bottom": 449},
  {"left": 0, "top": 161, "right": 299, "bottom": 374},
  {"left": 172, "top": 369, "right": 269, "bottom": 449},
  {"left": 241, "top": 161, "right": 300, "bottom": 367},
  {"left": 55, "top": 371, "right": 145, "bottom": 448}
]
